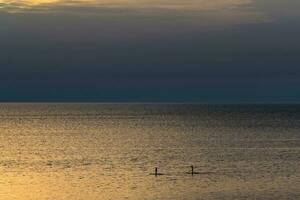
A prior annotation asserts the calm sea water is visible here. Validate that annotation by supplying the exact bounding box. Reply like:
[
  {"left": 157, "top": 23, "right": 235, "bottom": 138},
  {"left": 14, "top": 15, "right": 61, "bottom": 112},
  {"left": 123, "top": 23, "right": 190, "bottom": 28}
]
[{"left": 0, "top": 104, "right": 299, "bottom": 200}]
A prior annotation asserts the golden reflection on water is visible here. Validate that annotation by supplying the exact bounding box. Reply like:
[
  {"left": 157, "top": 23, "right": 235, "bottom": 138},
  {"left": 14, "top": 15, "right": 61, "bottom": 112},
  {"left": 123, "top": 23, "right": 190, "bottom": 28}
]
[{"left": 0, "top": 104, "right": 300, "bottom": 200}]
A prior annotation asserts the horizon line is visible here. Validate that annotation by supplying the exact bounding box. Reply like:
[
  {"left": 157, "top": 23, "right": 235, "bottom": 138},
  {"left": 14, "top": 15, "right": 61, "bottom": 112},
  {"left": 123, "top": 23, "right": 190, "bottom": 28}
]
[{"left": 1, "top": 101, "right": 300, "bottom": 105}]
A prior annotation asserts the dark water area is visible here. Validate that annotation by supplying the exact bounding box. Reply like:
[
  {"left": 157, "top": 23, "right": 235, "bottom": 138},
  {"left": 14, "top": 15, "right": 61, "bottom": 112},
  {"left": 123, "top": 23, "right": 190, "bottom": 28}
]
[{"left": 0, "top": 104, "right": 299, "bottom": 199}]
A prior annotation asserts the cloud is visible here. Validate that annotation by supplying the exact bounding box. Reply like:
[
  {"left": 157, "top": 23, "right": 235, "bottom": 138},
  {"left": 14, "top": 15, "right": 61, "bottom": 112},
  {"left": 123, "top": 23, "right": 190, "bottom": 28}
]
[
  {"left": 2, "top": 0, "right": 252, "bottom": 12},
  {"left": 0, "top": 0, "right": 264, "bottom": 27}
]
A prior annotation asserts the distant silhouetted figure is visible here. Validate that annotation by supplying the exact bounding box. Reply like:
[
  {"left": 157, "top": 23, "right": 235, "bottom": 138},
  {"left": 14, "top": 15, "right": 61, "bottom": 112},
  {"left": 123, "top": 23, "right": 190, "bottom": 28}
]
[
  {"left": 150, "top": 167, "right": 163, "bottom": 176},
  {"left": 191, "top": 165, "right": 194, "bottom": 175},
  {"left": 188, "top": 165, "right": 202, "bottom": 175}
]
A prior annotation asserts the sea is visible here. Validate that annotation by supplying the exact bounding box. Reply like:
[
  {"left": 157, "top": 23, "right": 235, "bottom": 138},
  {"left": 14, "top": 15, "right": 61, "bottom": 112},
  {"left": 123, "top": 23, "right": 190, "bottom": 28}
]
[{"left": 0, "top": 103, "right": 299, "bottom": 200}]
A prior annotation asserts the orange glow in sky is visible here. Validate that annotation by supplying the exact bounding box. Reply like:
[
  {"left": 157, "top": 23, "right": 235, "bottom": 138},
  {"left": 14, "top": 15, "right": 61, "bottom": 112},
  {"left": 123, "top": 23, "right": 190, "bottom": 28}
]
[{"left": 1, "top": 0, "right": 251, "bottom": 11}]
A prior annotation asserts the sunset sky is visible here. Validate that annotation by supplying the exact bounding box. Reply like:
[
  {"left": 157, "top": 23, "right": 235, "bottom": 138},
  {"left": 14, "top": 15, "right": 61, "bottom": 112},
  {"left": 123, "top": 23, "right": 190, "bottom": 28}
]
[{"left": 0, "top": 0, "right": 299, "bottom": 102}]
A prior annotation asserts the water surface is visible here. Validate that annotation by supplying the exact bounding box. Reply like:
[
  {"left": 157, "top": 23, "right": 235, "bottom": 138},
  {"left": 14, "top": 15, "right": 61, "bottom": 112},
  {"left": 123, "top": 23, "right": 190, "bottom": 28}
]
[{"left": 0, "top": 104, "right": 300, "bottom": 199}]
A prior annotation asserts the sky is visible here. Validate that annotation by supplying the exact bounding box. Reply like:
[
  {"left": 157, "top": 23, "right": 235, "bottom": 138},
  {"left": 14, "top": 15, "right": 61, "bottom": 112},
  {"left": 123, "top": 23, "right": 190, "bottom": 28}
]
[{"left": 0, "top": 0, "right": 299, "bottom": 102}]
